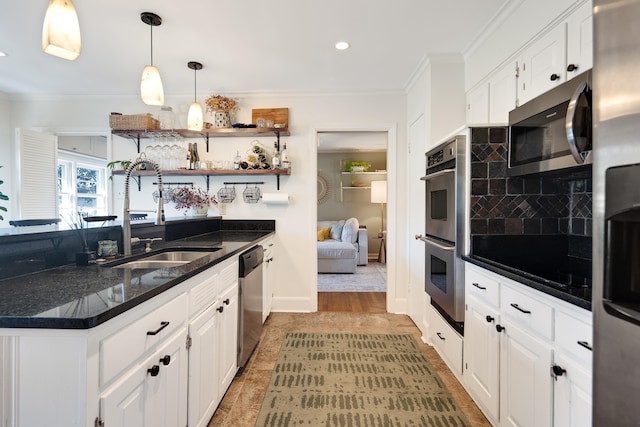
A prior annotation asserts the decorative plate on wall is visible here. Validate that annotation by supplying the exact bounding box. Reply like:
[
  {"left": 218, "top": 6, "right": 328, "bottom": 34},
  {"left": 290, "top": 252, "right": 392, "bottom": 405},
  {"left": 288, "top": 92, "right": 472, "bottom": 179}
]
[{"left": 317, "top": 172, "right": 331, "bottom": 204}]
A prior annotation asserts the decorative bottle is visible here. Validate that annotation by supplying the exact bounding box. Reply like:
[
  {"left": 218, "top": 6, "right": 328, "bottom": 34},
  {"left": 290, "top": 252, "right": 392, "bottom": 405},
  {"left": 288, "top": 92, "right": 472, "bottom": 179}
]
[
  {"left": 281, "top": 142, "right": 290, "bottom": 170},
  {"left": 186, "top": 143, "right": 193, "bottom": 169},
  {"left": 193, "top": 143, "right": 200, "bottom": 169},
  {"left": 271, "top": 142, "right": 281, "bottom": 169}
]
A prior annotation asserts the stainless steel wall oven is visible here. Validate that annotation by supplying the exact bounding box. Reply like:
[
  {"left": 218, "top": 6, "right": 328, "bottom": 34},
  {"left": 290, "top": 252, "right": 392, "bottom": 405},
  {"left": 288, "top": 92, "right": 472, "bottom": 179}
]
[{"left": 421, "top": 135, "right": 467, "bottom": 335}]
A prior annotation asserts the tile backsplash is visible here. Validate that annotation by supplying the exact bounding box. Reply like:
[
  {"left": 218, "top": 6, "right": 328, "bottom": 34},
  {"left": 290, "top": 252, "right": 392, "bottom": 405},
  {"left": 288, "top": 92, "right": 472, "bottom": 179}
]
[{"left": 469, "top": 127, "right": 592, "bottom": 238}]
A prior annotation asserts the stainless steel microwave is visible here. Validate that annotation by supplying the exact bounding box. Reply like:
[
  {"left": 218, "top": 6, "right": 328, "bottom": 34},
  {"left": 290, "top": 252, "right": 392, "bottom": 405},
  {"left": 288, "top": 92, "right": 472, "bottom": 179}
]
[{"left": 508, "top": 70, "right": 592, "bottom": 176}]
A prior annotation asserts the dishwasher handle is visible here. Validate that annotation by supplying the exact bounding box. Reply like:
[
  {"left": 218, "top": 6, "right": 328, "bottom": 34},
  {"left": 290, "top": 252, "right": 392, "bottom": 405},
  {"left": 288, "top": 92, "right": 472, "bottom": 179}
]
[{"left": 239, "top": 245, "right": 264, "bottom": 277}]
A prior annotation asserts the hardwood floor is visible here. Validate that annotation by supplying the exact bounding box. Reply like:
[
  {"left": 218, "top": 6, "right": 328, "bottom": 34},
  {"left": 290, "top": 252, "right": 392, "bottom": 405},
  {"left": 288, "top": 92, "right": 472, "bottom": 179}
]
[{"left": 317, "top": 291, "right": 386, "bottom": 313}]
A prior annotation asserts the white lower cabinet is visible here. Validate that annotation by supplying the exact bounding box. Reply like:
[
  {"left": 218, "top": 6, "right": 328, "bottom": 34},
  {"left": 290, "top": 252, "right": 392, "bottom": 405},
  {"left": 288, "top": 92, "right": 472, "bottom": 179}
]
[
  {"left": 260, "top": 236, "right": 275, "bottom": 323},
  {"left": 463, "top": 262, "right": 592, "bottom": 427},
  {"left": 101, "top": 327, "right": 189, "bottom": 427},
  {"left": 427, "top": 305, "right": 463, "bottom": 377}
]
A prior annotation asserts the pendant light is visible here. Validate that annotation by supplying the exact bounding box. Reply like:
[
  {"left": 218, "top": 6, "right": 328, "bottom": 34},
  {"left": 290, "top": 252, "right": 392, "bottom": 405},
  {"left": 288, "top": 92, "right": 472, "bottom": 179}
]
[
  {"left": 187, "top": 61, "right": 204, "bottom": 131},
  {"left": 42, "top": 0, "right": 82, "bottom": 60},
  {"left": 140, "top": 12, "right": 164, "bottom": 106}
]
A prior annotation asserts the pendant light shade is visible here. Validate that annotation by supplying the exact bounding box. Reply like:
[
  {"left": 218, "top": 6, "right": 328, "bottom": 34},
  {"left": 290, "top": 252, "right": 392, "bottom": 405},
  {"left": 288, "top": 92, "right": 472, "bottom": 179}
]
[
  {"left": 42, "top": 0, "right": 81, "bottom": 61},
  {"left": 140, "top": 12, "right": 164, "bottom": 106},
  {"left": 187, "top": 61, "right": 204, "bottom": 131}
]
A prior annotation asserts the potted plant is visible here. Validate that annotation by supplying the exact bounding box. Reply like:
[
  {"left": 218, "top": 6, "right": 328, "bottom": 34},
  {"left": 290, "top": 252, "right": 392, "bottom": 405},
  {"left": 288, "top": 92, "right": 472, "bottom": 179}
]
[
  {"left": 0, "top": 166, "right": 8, "bottom": 220},
  {"left": 107, "top": 160, "right": 133, "bottom": 180},
  {"left": 172, "top": 187, "right": 218, "bottom": 216},
  {"left": 204, "top": 94, "right": 239, "bottom": 128},
  {"left": 343, "top": 161, "right": 372, "bottom": 173}
]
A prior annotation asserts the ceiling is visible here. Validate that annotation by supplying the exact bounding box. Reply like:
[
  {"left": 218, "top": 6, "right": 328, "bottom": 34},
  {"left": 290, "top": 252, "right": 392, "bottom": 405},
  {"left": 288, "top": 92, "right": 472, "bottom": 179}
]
[{"left": 0, "top": 1, "right": 508, "bottom": 97}]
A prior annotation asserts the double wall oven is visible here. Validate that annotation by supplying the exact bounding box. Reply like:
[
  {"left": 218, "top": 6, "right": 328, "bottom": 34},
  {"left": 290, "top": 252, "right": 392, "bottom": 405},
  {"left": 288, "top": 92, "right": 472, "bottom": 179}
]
[{"left": 420, "top": 135, "right": 468, "bottom": 335}]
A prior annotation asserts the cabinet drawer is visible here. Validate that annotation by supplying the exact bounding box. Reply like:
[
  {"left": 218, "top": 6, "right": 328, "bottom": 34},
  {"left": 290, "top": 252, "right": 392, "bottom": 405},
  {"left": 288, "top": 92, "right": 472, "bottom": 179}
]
[
  {"left": 100, "top": 293, "right": 188, "bottom": 386},
  {"left": 429, "top": 306, "right": 463, "bottom": 376},
  {"left": 556, "top": 311, "right": 593, "bottom": 366},
  {"left": 466, "top": 264, "right": 500, "bottom": 308},
  {"left": 500, "top": 284, "right": 554, "bottom": 340}
]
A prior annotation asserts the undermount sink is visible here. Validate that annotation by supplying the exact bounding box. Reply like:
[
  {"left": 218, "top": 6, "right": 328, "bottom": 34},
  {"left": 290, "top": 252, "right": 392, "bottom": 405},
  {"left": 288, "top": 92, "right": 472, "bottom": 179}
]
[{"left": 111, "top": 249, "right": 221, "bottom": 270}]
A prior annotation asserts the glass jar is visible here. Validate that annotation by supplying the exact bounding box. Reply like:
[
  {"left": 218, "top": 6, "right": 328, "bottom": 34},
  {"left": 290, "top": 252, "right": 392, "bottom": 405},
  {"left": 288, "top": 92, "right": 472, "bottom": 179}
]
[{"left": 158, "top": 106, "right": 176, "bottom": 129}]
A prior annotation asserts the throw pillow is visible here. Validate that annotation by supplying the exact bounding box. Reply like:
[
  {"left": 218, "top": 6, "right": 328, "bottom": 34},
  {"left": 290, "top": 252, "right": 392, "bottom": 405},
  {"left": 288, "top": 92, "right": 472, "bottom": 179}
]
[
  {"left": 317, "top": 227, "right": 331, "bottom": 241},
  {"left": 330, "top": 221, "right": 345, "bottom": 240},
  {"left": 341, "top": 217, "right": 359, "bottom": 243}
]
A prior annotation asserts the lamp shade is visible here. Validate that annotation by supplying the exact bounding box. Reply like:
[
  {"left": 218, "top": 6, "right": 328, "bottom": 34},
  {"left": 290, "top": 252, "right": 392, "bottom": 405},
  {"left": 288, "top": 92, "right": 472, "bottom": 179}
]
[
  {"left": 141, "top": 65, "right": 164, "bottom": 106},
  {"left": 188, "top": 102, "right": 204, "bottom": 131},
  {"left": 370, "top": 180, "right": 387, "bottom": 203},
  {"left": 42, "top": 0, "right": 81, "bottom": 61}
]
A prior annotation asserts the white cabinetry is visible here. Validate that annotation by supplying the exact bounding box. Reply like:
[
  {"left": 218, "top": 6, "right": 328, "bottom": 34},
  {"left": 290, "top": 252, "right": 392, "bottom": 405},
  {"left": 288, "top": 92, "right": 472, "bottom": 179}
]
[
  {"left": 261, "top": 236, "right": 275, "bottom": 323},
  {"left": 463, "top": 262, "right": 593, "bottom": 427},
  {"left": 466, "top": 83, "right": 490, "bottom": 125},
  {"left": 566, "top": 1, "right": 593, "bottom": 80},
  {"left": 466, "top": 61, "right": 518, "bottom": 125},
  {"left": 427, "top": 305, "right": 463, "bottom": 377},
  {"left": 187, "top": 257, "right": 239, "bottom": 427}
]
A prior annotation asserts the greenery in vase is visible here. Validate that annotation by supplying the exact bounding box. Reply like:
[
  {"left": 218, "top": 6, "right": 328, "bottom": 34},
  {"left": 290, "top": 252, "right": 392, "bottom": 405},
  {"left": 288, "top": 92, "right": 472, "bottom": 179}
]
[
  {"left": 173, "top": 187, "right": 218, "bottom": 212},
  {"left": 106, "top": 160, "right": 132, "bottom": 180},
  {"left": 343, "top": 161, "right": 372, "bottom": 172},
  {"left": 0, "top": 166, "right": 8, "bottom": 220}
]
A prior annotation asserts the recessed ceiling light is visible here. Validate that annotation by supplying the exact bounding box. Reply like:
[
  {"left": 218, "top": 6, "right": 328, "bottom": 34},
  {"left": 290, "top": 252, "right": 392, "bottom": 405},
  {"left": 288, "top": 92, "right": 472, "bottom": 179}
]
[
  {"left": 335, "top": 41, "right": 350, "bottom": 50},
  {"left": 0, "top": 51, "right": 7, "bottom": 57}
]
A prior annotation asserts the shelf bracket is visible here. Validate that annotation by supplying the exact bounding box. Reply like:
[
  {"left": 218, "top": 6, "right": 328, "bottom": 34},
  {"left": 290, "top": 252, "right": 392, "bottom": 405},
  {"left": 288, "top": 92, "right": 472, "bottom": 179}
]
[
  {"left": 120, "top": 133, "right": 142, "bottom": 153},
  {"left": 202, "top": 175, "right": 210, "bottom": 192},
  {"left": 277, "top": 174, "right": 280, "bottom": 190},
  {"left": 198, "top": 133, "right": 210, "bottom": 152}
]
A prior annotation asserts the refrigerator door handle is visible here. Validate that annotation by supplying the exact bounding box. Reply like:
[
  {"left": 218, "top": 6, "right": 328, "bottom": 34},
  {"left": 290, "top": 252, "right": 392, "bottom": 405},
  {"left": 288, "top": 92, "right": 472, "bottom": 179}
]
[{"left": 603, "top": 300, "right": 640, "bottom": 328}]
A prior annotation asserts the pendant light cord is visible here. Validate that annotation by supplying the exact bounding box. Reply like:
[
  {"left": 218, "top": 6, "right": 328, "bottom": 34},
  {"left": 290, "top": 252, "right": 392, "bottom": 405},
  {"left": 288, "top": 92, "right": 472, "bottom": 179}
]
[
  {"left": 194, "top": 68, "right": 197, "bottom": 102},
  {"left": 149, "top": 24, "right": 154, "bottom": 66}
]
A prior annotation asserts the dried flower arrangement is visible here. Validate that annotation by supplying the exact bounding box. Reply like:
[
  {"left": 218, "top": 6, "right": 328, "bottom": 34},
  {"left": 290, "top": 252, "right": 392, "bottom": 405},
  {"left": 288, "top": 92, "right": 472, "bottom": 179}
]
[
  {"left": 204, "top": 94, "right": 239, "bottom": 113},
  {"left": 172, "top": 187, "right": 218, "bottom": 211}
]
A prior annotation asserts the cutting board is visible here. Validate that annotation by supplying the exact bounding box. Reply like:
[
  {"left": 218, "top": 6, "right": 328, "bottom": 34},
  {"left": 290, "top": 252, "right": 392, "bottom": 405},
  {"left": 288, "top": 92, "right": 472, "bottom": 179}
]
[{"left": 251, "top": 108, "right": 289, "bottom": 127}]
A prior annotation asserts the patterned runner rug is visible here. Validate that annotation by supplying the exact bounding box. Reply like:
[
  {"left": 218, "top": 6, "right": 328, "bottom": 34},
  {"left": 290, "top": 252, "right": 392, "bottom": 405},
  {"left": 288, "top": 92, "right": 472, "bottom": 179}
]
[{"left": 255, "top": 332, "right": 469, "bottom": 427}]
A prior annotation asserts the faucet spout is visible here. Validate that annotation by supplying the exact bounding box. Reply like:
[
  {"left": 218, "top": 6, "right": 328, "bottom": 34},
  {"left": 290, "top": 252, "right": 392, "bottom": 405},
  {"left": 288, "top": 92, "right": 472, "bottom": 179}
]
[{"left": 122, "top": 159, "right": 165, "bottom": 256}]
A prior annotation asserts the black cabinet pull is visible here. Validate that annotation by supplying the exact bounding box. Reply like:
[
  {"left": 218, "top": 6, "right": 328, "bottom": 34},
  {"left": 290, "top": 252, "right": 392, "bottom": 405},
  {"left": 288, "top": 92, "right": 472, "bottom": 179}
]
[
  {"left": 266, "top": 257, "right": 274, "bottom": 263},
  {"left": 472, "top": 282, "right": 486, "bottom": 290},
  {"left": 510, "top": 303, "right": 531, "bottom": 314},
  {"left": 147, "top": 365, "right": 160, "bottom": 377},
  {"left": 159, "top": 355, "right": 171, "bottom": 366},
  {"left": 577, "top": 340, "right": 592, "bottom": 351},
  {"left": 217, "top": 306, "right": 224, "bottom": 313},
  {"left": 496, "top": 324, "right": 505, "bottom": 333},
  {"left": 223, "top": 298, "right": 230, "bottom": 305},
  {"left": 551, "top": 364, "right": 566, "bottom": 380},
  {"left": 436, "top": 332, "right": 445, "bottom": 341},
  {"left": 567, "top": 63, "right": 578, "bottom": 72},
  {"left": 146, "top": 321, "right": 170, "bottom": 336},
  {"left": 486, "top": 315, "right": 495, "bottom": 323},
  {"left": 550, "top": 73, "right": 560, "bottom": 81}
]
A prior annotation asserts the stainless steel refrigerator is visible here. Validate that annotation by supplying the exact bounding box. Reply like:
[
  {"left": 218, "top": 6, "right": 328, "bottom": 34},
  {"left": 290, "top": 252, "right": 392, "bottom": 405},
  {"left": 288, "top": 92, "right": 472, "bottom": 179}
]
[{"left": 593, "top": 0, "right": 640, "bottom": 424}]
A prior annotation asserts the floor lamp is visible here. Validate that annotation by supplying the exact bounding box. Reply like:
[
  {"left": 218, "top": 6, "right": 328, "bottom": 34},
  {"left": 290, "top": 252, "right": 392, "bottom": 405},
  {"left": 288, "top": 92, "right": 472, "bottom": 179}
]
[{"left": 371, "top": 180, "right": 387, "bottom": 263}]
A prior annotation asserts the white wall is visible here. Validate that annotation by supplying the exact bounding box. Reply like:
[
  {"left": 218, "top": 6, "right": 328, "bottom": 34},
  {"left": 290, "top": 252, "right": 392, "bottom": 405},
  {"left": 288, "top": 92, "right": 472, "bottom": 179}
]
[{"left": 5, "top": 91, "right": 407, "bottom": 314}]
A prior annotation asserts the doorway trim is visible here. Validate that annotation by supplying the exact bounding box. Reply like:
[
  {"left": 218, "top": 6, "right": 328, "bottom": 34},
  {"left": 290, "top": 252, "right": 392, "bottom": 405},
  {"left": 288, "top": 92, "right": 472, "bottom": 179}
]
[{"left": 312, "top": 124, "right": 398, "bottom": 313}]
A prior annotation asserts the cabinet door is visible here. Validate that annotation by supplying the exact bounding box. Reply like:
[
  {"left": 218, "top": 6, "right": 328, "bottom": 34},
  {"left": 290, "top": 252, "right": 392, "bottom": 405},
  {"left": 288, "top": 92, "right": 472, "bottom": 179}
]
[
  {"left": 520, "top": 24, "right": 567, "bottom": 104},
  {"left": 553, "top": 354, "right": 592, "bottom": 427},
  {"left": 466, "top": 83, "right": 490, "bottom": 125},
  {"left": 101, "top": 328, "right": 188, "bottom": 427},
  {"left": 262, "top": 239, "right": 274, "bottom": 323},
  {"left": 489, "top": 61, "right": 518, "bottom": 124},
  {"left": 566, "top": 1, "right": 593, "bottom": 80},
  {"left": 499, "top": 319, "right": 553, "bottom": 427},
  {"left": 188, "top": 304, "right": 221, "bottom": 427},
  {"left": 464, "top": 296, "right": 500, "bottom": 422},
  {"left": 218, "top": 281, "right": 239, "bottom": 392}
]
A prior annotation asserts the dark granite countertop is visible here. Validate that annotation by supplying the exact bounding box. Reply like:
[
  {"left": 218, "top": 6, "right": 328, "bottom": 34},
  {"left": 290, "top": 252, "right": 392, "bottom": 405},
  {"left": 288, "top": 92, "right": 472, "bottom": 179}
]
[
  {"left": 463, "top": 255, "right": 592, "bottom": 311},
  {"left": 0, "top": 230, "right": 274, "bottom": 329}
]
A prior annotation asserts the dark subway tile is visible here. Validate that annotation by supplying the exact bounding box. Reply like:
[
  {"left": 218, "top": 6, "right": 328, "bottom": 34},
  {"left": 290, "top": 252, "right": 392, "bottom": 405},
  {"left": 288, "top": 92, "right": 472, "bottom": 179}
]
[
  {"left": 471, "top": 128, "right": 489, "bottom": 144},
  {"left": 488, "top": 218, "right": 505, "bottom": 234},
  {"left": 524, "top": 218, "right": 541, "bottom": 234},
  {"left": 559, "top": 218, "right": 570, "bottom": 234},
  {"left": 471, "top": 162, "right": 488, "bottom": 179},
  {"left": 489, "top": 179, "right": 506, "bottom": 195},
  {"left": 507, "top": 177, "right": 524, "bottom": 194},
  {"left": 524, "top": 177, "right": 541, "bottom": 194},
  {"left": 505, "top": 218, "right": 523, "bottom": 234},
  {"left": 489, "top": 127, "right": 508, "bottom": 143},
  {"left": 572, "top": 218, "right": 586, "bottom": 235},
  {"left": 488, "top": 161, "right": 507, "bottom": 178},
  {"left": 470, "top": 219, "right": 488, "bottom": 234},
  {"left": 542, "top": 218, "right": 559, "bottom": 234},
  {"left": 472, "top": 179, "right": 489, "bottom": 196}
]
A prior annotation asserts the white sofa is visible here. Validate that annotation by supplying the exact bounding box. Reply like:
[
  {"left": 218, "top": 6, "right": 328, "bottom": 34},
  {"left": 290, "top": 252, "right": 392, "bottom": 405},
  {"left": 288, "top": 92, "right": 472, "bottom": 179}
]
[{"left": 317, "top": 218, "right": 368, "bottom": 273}]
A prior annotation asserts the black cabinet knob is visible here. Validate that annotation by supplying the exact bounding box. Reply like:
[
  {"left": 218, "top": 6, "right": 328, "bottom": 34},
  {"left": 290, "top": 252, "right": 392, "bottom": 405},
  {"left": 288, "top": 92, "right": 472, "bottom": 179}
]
[
  {"left": 486, "top": 315, "right": 495, "bottom": 323},
  {"left": 496, "top": 324, "right": 505, "bottom": 333},
  {"left": 147, "top": 365, "right": 160, "bottom": 377},
  {"left": 567, "top": 64, "right": 578, "bottom": 72},
  {"left": 223, "top": 298, "right": 230, "bottom": 305},
  {"left": 217, "top": 306, "right": 224, "bottom": 313},
  {"left": 551, "top": 364, "right": 566, "bottom": 381},
  {"left": 550, "top": 73, "right": 560, "bottom": 81},
  {"left": 159, "top": 355, "right": 171, "bottom": 366}
]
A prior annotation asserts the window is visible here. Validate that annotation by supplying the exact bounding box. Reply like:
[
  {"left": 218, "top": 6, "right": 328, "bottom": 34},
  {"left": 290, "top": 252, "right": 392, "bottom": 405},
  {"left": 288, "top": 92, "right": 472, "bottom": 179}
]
[{"left": 58, "top": 151, "right": 107, "bottom": 220}]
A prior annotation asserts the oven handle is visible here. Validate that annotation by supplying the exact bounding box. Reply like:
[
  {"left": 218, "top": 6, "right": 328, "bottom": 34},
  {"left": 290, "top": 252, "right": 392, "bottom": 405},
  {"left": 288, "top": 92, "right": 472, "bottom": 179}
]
[
  {"left": 420, "top": 168, "right": 455, "bottom": 181},
  {"left": 565, "top": 79, "right": 591, "bottom": 164},
  {"left": 419, "top": 236, "right": 454, "bottom": 251}
]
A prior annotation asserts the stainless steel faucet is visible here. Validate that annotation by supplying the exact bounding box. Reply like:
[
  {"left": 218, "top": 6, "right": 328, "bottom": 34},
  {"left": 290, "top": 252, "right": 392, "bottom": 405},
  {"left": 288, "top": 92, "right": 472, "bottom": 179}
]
[{"left": 123, "top": 160, "right": 165, "bottom": 256}]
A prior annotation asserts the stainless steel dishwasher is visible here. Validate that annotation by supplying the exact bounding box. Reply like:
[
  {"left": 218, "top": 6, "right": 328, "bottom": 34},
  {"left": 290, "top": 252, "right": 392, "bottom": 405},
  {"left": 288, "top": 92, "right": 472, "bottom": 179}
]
[{"left": 237, "top": 245, "right": 264, "bottom": 370}]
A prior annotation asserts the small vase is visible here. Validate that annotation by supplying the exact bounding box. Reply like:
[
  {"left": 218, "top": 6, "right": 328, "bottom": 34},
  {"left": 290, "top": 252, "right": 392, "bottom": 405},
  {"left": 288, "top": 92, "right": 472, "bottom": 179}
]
[
  {"left": 191, "top": 205, "right": 208, "bottom": 217},
  {"left": 214, "top": 111, "right": 231, "bottom": 128}
]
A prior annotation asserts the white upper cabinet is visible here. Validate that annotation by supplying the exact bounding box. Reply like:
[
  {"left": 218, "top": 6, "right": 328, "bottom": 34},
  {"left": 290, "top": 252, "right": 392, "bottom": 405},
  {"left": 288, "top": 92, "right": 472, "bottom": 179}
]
[
  {"left": 519, "top": 24, "right": 567, "bottom": 105},
  {"left": 490, "top": 61, "right": 519, "bottom": 123},
  {"left": 466, "top": 82, "right": 490, "bottom": 125},
  {"left": 566, "top": 1, "right": 593, "bottom": 80}
]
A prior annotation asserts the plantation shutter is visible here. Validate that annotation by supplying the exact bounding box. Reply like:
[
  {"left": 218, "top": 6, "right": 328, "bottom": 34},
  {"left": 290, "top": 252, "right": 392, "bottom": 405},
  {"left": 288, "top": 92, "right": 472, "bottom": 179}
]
[{"left": 16, "top": 128, "right": 58, "bottom": 219}]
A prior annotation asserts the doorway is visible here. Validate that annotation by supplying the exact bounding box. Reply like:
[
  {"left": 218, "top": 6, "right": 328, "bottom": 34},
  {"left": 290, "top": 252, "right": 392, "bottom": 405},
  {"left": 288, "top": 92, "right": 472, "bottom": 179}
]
[{"left": 316, "top": 131, "right": 388, "bottom": 301}]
